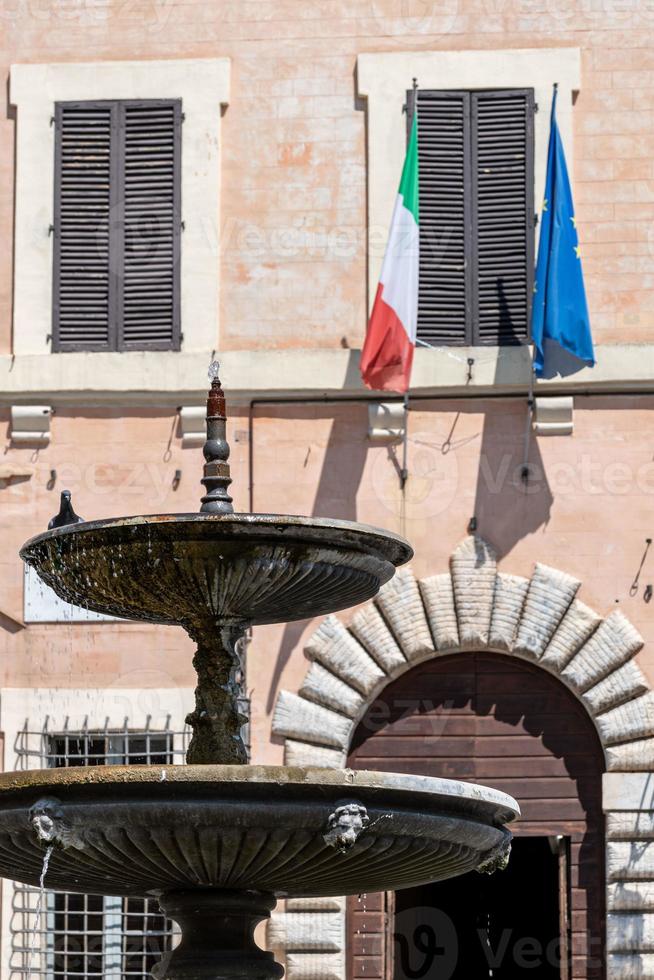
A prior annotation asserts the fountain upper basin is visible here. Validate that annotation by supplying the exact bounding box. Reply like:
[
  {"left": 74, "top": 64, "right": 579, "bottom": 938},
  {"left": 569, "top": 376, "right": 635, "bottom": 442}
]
[
  {"left": 0, "top": 765, "right": 518, "bottom": 898},
  {"left": 20, "top": 513, "right": 412, "bottom": 626}
]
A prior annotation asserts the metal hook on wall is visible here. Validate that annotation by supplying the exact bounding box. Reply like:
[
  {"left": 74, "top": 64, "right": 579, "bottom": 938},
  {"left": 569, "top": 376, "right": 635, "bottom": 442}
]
[{"left": 630, "top": 538, "right": 652, "bottom": 597}]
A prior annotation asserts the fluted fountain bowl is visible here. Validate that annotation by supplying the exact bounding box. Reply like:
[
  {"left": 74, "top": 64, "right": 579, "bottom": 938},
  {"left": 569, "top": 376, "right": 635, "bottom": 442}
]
[
  {"left": 20, "top": 513, "right": 412, "bottom": 626},
  {"left": 0, "top": 765, "right": 518, "bottom": 898}
]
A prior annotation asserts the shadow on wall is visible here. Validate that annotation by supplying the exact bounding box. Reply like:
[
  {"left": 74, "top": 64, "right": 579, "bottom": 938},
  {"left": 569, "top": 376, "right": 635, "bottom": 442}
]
[
  {"left": 473, "top": 291, "right": 553, "bottom": 558},
  {"left": 265, "top": 404, "right": 369, "bottom": 713},
  {"left": 406, "top": 395, "right": 553, "bottom": 563},
  {"left": 473, "top": 400, "right": 553, "bottom": 559}
]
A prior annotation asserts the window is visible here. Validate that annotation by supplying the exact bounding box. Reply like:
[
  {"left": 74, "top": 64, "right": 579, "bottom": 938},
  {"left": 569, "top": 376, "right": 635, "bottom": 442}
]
[
  {"left": 12, "top": 725, "right": 187, "bottom": 980},
  {"left": 410, "top": 88, "right": 535, "bottom": 346},
  {"left": 53, "top": 100, "right": 182, "bottom": 353}
]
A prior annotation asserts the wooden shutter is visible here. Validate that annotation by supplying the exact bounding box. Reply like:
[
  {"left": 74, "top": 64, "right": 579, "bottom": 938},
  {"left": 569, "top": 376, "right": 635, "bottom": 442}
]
[
  {"left": 53, "top": 102, "right": 115, "bottom": 351},
  {"left": 413, "top": 91, "right": 471, "bottom": 346},
  {"left": 120, "top": 101, "right": 181, "bottom": 350},
  {"left": 53, "top": 100, "right": 181, "bottom": 353},
  {"left": 412, "top": 88, "right": 534, "bottom": 346},
  {"left": 471, "top": 89, "right": 534, "bottom": 344}
]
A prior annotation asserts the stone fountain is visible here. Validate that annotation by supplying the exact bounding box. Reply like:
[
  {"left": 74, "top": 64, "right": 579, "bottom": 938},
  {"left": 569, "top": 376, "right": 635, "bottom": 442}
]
[{"left": 6, "top": 365, "right": 519, "bottom": 979}]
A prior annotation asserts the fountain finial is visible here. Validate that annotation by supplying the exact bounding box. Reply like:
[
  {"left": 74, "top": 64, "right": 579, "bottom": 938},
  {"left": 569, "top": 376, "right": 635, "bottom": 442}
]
[{"left": 200, "top": 360, "right": 234, "bottom": 515}]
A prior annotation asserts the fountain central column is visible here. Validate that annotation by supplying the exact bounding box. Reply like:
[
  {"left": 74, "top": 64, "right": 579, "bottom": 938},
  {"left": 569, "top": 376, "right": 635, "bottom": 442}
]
[
  {"left": 156, "top": 890, "right": 283, "bottom": 980},
  {"left": 184, "top": 620, "right": 248, "bottom": 765},
  {"left": 184, "top": 361, "right": 248, "bottom": 765}
]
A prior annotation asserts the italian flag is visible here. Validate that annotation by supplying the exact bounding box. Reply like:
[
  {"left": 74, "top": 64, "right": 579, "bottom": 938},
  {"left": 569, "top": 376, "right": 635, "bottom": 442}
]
[{"left": 361, "top": 114, "right": 419, "bottom": 393}]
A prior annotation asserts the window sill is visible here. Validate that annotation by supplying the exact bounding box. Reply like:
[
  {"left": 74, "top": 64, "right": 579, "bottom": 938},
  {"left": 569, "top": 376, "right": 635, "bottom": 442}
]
[{"left": 0, "top": 345, "right": 652, "bottom": 407}]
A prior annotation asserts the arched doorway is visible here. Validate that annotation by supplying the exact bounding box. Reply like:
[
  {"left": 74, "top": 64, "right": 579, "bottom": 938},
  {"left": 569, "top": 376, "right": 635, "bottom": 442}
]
[
  {"left": 347, "top": 652, "right": 605, "bottom": 980},
  {"left": 272, "top": 538, "right": 654, "bottom": 980}
]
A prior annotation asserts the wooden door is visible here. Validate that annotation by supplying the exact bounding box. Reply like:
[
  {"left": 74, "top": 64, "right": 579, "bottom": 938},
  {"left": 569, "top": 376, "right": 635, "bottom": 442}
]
[{"left": 347, "top": 653, "right": 605, "bottom": 980}]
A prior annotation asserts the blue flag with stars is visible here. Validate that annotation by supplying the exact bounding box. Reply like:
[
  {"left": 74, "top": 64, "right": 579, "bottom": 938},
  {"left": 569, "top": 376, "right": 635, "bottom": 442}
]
[{"left": 532, "top": 86, "right": 594, "bottom": 377}]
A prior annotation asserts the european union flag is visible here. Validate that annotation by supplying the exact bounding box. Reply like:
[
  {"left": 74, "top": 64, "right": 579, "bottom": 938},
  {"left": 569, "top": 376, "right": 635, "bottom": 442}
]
[{"left": 532, "top": 86, "right": 594, "bottom": 378}]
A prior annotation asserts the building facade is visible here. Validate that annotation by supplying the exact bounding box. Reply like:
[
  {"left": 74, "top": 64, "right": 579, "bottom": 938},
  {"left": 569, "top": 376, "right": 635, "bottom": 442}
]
[{"left": 1, "top": 1, "right": 654, "bottom": 978}]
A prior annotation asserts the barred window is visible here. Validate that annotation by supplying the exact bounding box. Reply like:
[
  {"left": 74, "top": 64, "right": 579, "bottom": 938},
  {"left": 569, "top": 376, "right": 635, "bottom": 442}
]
[{"left": 11, "top": 723, "right": 188, "bottom": 980}]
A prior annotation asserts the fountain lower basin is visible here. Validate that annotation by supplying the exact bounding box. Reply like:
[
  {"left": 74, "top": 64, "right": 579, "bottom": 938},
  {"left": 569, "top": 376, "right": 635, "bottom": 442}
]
[{"left": 0, "top": 765, "right": 518, "bottom": 898}]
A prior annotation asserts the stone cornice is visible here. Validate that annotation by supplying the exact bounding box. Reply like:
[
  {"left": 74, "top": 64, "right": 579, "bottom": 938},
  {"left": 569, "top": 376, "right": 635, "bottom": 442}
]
[{"left": 1, "top": 344, "right": 654, "bottom": 408}]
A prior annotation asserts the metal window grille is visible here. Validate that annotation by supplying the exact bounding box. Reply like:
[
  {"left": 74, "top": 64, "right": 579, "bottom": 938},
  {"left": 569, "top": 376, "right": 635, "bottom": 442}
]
[{"left": 11, "top": 722, "right": 189, "bottom": 980}]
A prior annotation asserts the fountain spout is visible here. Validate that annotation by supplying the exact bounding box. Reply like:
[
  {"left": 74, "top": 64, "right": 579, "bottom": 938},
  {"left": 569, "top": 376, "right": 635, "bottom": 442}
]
[{"left": 200, "top": 361, "right": 234, "bottom": 515}]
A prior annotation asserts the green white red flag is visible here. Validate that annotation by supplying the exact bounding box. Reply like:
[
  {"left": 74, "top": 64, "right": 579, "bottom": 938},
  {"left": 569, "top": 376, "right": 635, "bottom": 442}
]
[{"left": 360, "top": 113, "right": 419, "bottom": 393}]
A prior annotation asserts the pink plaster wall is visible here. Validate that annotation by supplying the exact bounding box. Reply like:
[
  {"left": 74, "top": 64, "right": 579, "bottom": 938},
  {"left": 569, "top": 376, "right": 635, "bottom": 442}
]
[{"left": 3, "top": 400, "right": 653, "bottom": 765}]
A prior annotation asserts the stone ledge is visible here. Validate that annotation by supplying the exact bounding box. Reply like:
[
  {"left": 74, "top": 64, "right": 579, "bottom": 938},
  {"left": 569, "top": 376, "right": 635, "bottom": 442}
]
[{"left": 4, "top": 343, "right": 654, "bottom": 408}]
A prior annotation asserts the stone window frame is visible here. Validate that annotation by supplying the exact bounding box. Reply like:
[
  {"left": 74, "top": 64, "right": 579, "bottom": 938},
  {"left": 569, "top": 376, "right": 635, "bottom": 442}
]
[
  {"left": 356, "top": 48, "right": 581, "bottom": 322},
  {"left": 9, "top": 58, "right": 230, "bottom": 359}
]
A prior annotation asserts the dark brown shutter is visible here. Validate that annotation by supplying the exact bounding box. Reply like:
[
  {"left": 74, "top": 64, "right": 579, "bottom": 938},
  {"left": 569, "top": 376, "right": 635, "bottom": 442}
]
[
  {"left": 412, "top": 88, "right": 534, "bottom": 347},
  {"left": 53, "top": 100, "right": 181, "bottom": 353},
  {"left": 471, "top": 89, "right": 534, "bottom": 345},
  {"left": 120, "top": 101, "right": 182, "bottom": 350},
  {"left": 413, "top": 91, "right": 471, "bottom": 346},
  {"left": 53, "top": 102, "right": 115, "bottom": 351}
]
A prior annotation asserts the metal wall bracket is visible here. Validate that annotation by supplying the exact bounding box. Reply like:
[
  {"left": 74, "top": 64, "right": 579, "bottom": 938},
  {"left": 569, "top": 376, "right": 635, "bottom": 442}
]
[
  {"left": 10, "top": 406, "right": 52, "bottom": 445},
  {"left": 179, "top": 406, "right": 205, "bottom": 447},
  {"left": 533, "top": 396, "right": 574, "bottom": 436},
  {"left": 367, "top": 402, "right": 405, "bottom": 446}
]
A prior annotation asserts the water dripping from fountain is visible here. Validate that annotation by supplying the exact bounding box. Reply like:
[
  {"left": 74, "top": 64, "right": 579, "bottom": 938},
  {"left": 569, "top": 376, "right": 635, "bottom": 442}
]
[{"left": 26, "top": 843, "right": 54, "bottom": 979}]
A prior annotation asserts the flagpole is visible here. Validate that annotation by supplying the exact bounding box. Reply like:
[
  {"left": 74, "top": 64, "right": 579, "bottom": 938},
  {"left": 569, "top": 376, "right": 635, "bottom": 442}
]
[
  {"left": 400, "top": 76, "right": 418, "bottom": 495},
  {"left": 520, "top": 357, "right": 535, "bottom": 485},
  {"left": 522, "top": 81, "right": 558, "bottom": 484}
]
